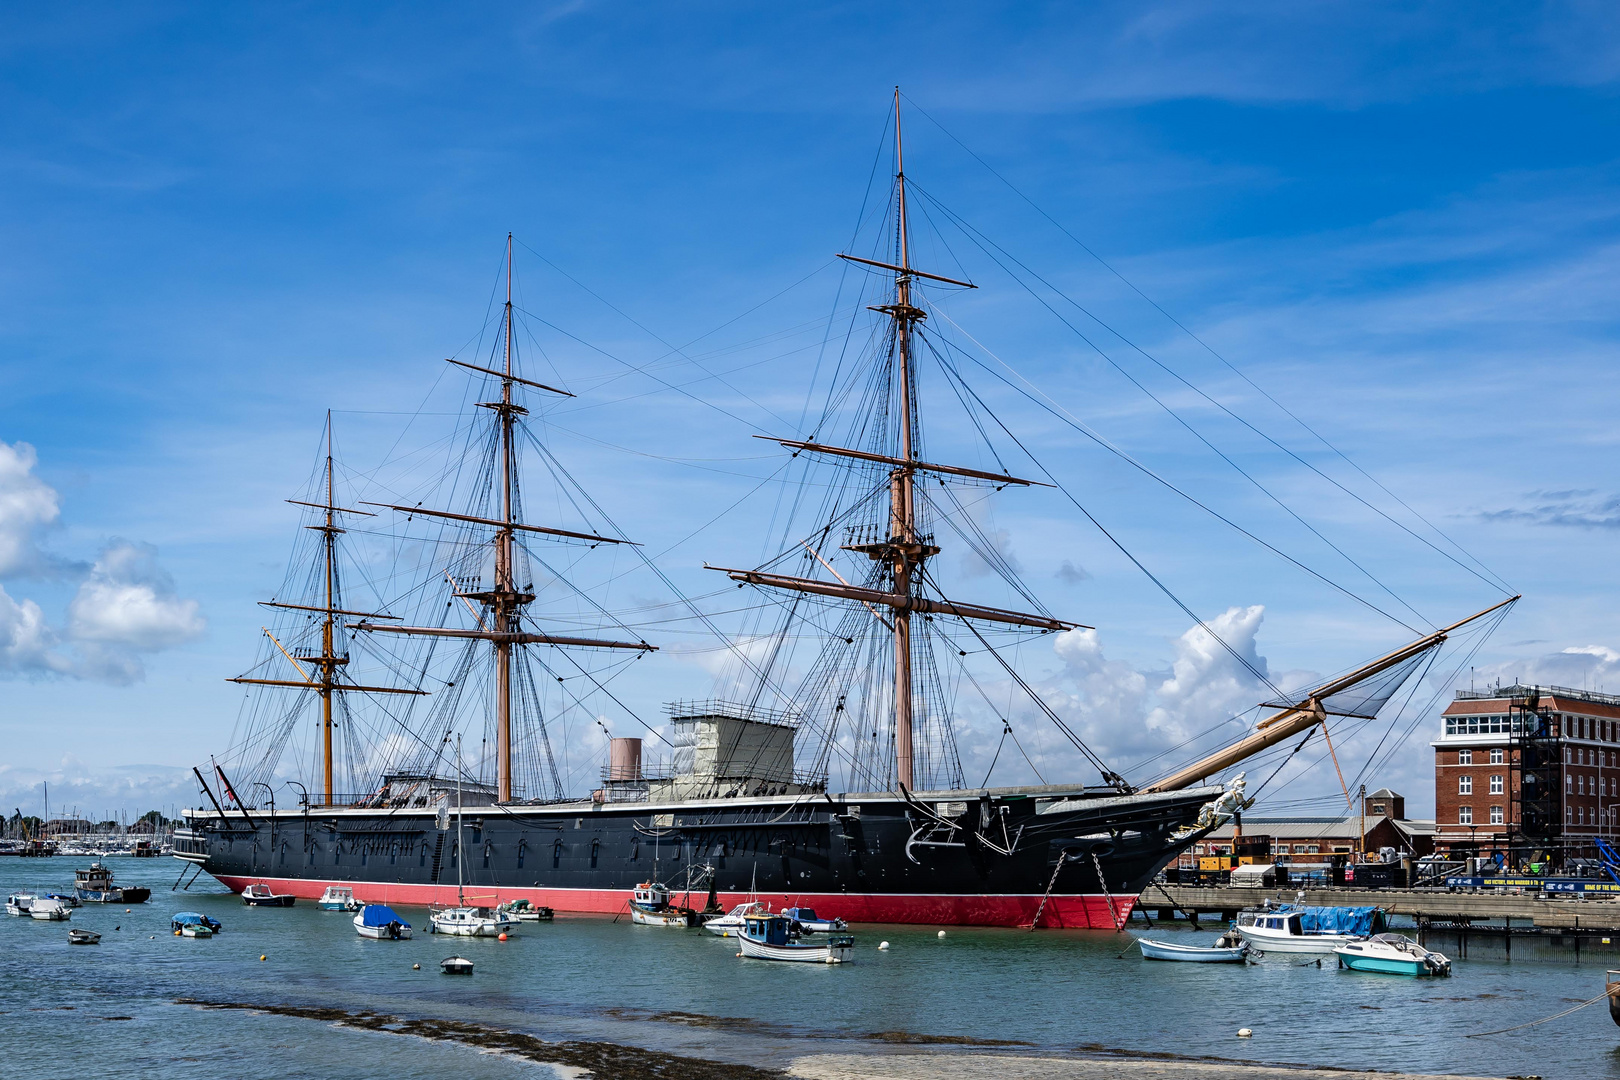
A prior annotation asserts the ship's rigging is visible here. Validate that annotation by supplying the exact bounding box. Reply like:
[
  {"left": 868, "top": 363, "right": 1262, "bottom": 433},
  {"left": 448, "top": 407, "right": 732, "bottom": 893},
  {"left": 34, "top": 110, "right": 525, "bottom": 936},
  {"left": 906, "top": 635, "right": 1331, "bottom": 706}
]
[{"left": 215, "top": 93, "right": 1519, "bottom": 818}]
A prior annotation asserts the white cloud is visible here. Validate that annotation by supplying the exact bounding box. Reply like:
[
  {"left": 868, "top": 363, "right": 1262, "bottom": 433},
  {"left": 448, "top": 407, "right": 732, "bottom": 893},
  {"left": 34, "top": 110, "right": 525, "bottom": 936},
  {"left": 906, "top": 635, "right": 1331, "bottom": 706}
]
[
  {"left": 0, "top": 583, "right": 67, "bottom": 676},
  {"left": 68, "top": 541, "right": 205, "bottom": 649},
  {"left": 0, "top": 441, "right": 67, "bottom": 577}
]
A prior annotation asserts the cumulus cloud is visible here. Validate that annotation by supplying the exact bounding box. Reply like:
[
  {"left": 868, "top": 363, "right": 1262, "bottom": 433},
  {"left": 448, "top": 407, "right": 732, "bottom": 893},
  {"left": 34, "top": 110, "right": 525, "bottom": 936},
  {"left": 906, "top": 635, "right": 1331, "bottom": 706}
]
[
  {"left": 0, "top": 583, "right": 67, "bottom": 676},
  {"left": 0, "top": 442, "right": 203, "bottom": 685},
  {"left": 0, "top": 759, "right": 201, "bottom": 820},
  {"left": 0, "top": 440, "right": 72, "bottom": 577},
  {"left": 69, "top": 541, "right": 205, "bottom": 648},
  {"left": 1044, "top": 604, "right": 1274, "bottom": 766}
]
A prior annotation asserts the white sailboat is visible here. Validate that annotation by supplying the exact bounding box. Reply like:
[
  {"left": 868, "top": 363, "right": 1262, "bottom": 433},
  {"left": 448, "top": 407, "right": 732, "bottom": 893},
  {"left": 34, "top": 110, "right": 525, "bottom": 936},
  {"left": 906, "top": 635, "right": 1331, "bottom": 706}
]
[{"left": 430, "top": 738, "right": 518, "bottom": 938}]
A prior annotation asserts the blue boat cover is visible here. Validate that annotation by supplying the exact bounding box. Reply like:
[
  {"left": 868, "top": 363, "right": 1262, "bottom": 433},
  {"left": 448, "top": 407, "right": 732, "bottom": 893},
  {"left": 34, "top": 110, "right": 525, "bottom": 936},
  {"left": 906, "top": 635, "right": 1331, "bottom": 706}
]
[
  {"left": 1294, "top": 906, "right": 1385, "bottom": 935},
  {"left": 359, "top": 904, "right": 409, "bottom": 928},
  {"left": 172, "top": 912, "right": 207, "bottom": 924}
]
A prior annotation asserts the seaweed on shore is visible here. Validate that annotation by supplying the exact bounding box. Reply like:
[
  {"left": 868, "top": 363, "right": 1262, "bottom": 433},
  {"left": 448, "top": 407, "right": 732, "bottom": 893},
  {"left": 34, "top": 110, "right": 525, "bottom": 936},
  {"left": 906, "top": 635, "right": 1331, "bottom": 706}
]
[{"left": 176, "top": 998, "right": 783, "bottom": 1080}]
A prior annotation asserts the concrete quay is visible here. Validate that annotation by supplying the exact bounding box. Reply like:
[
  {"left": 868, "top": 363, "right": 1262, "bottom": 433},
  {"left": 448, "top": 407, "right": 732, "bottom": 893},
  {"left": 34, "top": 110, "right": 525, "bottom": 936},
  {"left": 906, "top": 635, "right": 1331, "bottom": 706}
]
[{"left": 1148, "top": 883, "right": 1620, "bottom": 929}]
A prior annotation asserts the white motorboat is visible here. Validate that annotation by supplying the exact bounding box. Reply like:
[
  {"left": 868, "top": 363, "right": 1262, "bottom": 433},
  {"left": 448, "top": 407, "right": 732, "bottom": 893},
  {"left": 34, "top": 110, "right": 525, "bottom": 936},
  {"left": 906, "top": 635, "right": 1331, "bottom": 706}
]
[
  {"left": 68, "top": 928, "right": 101, "bottom": 945},
  {"left": 6, "top": 893, "right": 36, "bottom": 916},
  {"left": 1236, "top": 909, "right": 1361, "bottom": 955},
  {"left": 1335, "top": 934, "right": 1451, "bottom": 977},
  {"left": 628, "top": 882, "right": 693, "bottom": 927},
  {"left": 318, "top": 885, "right": 360, "bottom": 911},
  {"left": 1138, "top": 930, "right": 1248, "bottom": 963},
  {"left": 430, "top": 905, "right": 516, "bottom": 937},
  {"left": 737, "top": 914, "right": 853, "bottom": 964},
  {"left": 354, "top": 903, "right": 413, "bottom": 939},
  {"left": 705, "top": 901, "right": 771, "bottom": 937},
  {"left": 29, "top": 897, "right": 71, "bottom": 921},
  {"left": 242, "top": 883, "right": 296, "bottom": 907},
  {"left": 497, "top": 898, "right": 553, "bottom": 921}
]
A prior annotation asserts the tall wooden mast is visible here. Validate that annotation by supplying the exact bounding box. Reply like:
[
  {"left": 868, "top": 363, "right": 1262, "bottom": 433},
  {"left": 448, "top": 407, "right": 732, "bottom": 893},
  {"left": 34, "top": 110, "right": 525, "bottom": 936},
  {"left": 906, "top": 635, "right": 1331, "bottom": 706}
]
[
  {"left": 230, "top": 416, "right": 428, "bottom": 807},
  {"left": 889, "top": 88, "right": 921, "bottom": 791},
  {"left": 709, "top": 91, "right": 1085, "bottom": 793},
  {"left": 356, "top": 236, "right": 656, "bottom": 803}
]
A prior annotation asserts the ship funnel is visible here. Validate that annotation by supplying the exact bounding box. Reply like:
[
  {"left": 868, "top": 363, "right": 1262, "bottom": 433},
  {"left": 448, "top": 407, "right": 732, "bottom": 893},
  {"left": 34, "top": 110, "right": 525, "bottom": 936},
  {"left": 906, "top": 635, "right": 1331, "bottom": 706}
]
[{"left": 608, "top": 737, "right": 643, "bottom": 781}]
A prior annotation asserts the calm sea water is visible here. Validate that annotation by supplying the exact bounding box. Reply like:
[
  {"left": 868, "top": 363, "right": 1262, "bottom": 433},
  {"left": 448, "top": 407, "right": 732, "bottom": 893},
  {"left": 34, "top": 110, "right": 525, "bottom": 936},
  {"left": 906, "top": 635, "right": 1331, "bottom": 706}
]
[{"left": 3, "top": 857, "right": 1619, "bottom": 1078}]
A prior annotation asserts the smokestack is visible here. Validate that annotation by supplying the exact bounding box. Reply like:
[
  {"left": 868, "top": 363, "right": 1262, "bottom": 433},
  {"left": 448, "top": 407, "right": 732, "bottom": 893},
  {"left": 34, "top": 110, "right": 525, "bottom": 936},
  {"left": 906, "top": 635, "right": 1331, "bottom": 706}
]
[{"left": 608, "top": 737, "right": 643, "bottom": 781}]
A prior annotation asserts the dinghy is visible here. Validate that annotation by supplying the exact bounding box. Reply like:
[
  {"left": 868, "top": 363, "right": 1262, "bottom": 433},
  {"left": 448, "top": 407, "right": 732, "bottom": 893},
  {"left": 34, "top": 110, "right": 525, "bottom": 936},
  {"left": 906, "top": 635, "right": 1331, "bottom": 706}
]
[
  {"left": 172, "top": 912, "right": 221, "bottom": 937},
  {"left": 1138, "top": 930, "right": 1248, "bottom": 963},
  {"left": 68, "top": 928, "right": 101, "bottom": 945},
  {"left": 440, "top": 955, "right": 474, "bottom": 974}
]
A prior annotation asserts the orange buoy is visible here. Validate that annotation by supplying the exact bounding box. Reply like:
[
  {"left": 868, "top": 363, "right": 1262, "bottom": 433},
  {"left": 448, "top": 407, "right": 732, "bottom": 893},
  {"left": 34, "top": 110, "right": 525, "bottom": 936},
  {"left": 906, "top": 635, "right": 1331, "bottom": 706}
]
[
  {"left": 259, "top": 954, "right": 267, "bottom": 961},
  {"left": 498, "top": 932, "right": 508, "bottom": 941}
]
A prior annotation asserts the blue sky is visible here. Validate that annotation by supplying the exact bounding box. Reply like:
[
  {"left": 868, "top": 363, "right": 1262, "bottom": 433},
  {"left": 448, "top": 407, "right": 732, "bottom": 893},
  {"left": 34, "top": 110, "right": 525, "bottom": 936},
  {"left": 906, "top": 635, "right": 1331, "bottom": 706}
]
[{"left": 3, "top": 2, "right": 1619, "bottom": 821}]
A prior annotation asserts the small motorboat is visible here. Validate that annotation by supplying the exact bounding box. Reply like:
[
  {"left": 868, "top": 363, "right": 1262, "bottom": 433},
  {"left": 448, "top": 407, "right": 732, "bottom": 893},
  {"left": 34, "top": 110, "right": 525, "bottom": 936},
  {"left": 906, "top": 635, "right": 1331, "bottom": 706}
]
[
  {"left": 628, "top": 882, "right": 700, "bottom": 927},
  {"left": 68, "top": 928, "right": 101, "bottom": 945},
  {"left": 430, "top": 905, "right": 517, "bottom": 937},
  {"left": 1609, "top": 971, "right": 1620, "bottom": 1027},
  {"left": 74, "top": 863, "right": 120, "bottom": 903},
  {"left": 440, "top": 955, "right": 474, "bottom": 974},
  {"left": 1334, "top": 934, "right": 1451, "bottom": 977},
  {"left": 242, "top": 883, "right": 296, "bottom": 907},
  {"left": 737, "top": 914, "right": 854, "bottom": 964},
  {"left": 498, "top": 898, "right": 553, "bottom": 922},
  {"left": 705, "top": 901, "right": 770, "bottom": 938},
  {"left": 1138, "top": 930, "right": 1248, "bottom": 963},
  {"left": 30, "top": 897, "right": 72, "bottom": 921},
  {"left": 5, "top": 893, "right": 35, "bottom": 916},
  {"left": 172, "top": 912, "right": 222, "bottom": 937},
  {"left": 318, "top": 885, "right": 361, "bottom": 911},
  {"left": 354, "top": 904, "right": 413, "bottom": 940},
  {"left": 46, "top": 891, "right": 82, "bottom": 908},
  {"left": 1236, "top": 906, "right": 1380, "bottom": 955},
  {"left": 782, "top": 906, "right": 847, "bottom": 933}
]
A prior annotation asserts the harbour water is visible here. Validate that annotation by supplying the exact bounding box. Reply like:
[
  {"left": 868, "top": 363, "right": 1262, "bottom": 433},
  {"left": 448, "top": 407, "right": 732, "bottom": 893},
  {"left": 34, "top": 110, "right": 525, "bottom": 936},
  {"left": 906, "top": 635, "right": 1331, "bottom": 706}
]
[{"left": 6, "top": 857, "right": 1620, "bottom": 1078}]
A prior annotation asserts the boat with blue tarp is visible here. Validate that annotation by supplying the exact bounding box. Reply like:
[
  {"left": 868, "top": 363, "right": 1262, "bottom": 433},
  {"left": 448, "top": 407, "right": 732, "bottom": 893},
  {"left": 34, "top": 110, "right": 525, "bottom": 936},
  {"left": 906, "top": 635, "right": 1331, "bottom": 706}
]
[
  {"left": 172, "top": 912, "right": 222, "bottom": 938},
  {"left": 354, "top": 903, "right": 413, "bottom": 939},
  {"left": 1236, "top": 904, "right": 1385, "bottom": 955}
]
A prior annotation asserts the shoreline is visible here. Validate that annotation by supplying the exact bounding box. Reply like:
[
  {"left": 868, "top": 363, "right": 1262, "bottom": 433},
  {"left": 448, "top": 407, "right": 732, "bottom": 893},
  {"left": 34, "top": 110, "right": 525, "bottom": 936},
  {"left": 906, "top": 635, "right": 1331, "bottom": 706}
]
[{"left": 176, "top": 998, "right": 1507, "bottom": 1080}]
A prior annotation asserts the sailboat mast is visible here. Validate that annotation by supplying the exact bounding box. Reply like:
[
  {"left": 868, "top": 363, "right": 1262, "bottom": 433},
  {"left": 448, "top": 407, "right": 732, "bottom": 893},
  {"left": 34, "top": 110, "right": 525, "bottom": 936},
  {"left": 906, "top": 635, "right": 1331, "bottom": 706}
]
[
  {"left": 890, "top": 88, "right": 920, "bottom": 791},
  {"left": 495, "top": 233, "right": 516, "bottom": 803},
  {"left": 321, "top": 412, "right": 336, "bottom": 805}
]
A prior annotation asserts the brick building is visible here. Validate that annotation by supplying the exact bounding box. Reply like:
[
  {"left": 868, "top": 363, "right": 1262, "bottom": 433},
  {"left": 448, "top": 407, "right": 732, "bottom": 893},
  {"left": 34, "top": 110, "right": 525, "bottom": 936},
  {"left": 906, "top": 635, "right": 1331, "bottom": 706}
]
[
  {"left": 1435, "top": 683, "right": 1620, "bottom": 864},
  {"left": 1181, "top": 788, "right": 1433, "bottom": 866}
]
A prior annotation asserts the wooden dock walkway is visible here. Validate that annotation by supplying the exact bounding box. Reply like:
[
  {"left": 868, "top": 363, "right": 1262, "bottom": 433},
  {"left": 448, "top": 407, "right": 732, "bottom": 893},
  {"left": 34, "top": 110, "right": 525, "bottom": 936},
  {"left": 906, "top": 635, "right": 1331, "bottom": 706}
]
[{"left": 1149, "top": 883, "right": 1620, "bottom": 929}]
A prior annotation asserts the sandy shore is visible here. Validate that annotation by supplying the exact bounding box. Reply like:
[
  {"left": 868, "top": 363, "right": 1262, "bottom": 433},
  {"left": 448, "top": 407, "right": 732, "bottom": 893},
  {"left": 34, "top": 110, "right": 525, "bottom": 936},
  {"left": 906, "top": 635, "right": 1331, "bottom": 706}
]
[{"left": 786, "top": 1052, "right": 1505, "bottom": 1080}]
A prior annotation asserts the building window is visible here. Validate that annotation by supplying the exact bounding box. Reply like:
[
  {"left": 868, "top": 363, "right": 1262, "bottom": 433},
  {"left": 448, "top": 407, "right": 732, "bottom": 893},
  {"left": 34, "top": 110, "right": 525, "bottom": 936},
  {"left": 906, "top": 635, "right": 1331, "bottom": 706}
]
[
  {"left": 1490, "top": 806, "right": 1504, "bottom": 825},
  {"left": 1306, "top": 845, "right": 1319, "bottom": 854},
  {"left": 1459, "top": 776, "right": 1472, "bottom": 795},
  {"left": 1459, "top": 749, "right": 1473, "bottom": 765},
  {"left": 1580, "top": 776, "right": 1587, "bottom": 796},
  {"left": 1459, "top": 807, "right": 1473, "bottom": 825},
  {"left": 1491, "top": 748, "right": 1504, "bottom": 765},
  {"left": 1372, "top": 804, "right": 1386, "bottom": 814},
  {"left": 1446, "top": 718, "right": 1457, "bottom": 735},
  {"left": 1490, "top": 775, "right": 1503, "bottom": 795}
]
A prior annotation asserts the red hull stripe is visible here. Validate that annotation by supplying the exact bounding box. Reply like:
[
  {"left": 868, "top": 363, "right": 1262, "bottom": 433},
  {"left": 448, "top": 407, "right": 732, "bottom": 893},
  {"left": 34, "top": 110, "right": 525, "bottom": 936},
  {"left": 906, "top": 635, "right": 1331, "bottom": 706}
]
[{"left": 213, "top": 875, "right": 1135, "bottom": 929}]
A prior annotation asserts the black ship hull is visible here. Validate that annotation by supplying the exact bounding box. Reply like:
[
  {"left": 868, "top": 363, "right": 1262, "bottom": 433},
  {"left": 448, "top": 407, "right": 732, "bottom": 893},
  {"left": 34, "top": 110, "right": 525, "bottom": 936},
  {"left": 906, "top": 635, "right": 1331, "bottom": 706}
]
[{"left": 177, "top": 783, "right": 1222, "bottom": 928}]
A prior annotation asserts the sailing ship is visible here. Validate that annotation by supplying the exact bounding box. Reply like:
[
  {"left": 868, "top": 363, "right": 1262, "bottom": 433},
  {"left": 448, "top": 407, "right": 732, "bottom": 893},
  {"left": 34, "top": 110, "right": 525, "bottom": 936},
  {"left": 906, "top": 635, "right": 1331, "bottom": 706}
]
[{"left": 175, "top": 98, "right": 1514, "bottom": 927}]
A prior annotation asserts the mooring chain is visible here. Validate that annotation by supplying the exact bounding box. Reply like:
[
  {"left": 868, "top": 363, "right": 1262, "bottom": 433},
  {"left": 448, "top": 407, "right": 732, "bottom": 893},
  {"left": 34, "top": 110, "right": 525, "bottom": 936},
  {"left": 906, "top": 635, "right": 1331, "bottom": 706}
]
[
  {"left": 1027, "top": 852, "right": 1067, "bottom": 931},
  {"left": 1091, "top": 850, "right": 1123, "bottom": 932}
]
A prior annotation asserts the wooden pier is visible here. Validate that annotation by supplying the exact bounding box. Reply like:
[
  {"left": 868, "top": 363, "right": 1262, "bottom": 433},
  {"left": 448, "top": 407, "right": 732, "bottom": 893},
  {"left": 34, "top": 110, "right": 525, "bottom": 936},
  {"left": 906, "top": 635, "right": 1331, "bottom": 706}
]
[{"left": 1147, "top": 883, "right": 1620, "bottom": 929}]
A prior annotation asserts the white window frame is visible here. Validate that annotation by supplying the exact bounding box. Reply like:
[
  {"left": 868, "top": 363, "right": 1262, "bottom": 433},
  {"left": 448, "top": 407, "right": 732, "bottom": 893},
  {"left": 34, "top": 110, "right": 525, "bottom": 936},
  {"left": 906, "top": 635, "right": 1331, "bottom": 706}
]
[
  {"left": 1459, "top": 806, "right": 1473, "bottom": 825},
  {"left": 1490, "top": 806, "right": 1504, "bottom": 825},
  {"left": 1491, "top": 748, "right": 1504, "bottom": 765},
  {"left": 1490, "top": 775, "right": 1503, "bottom": 795},
  {"left": 1459, "top": 776, "right": 1472, "bottom": 795},
  {"left": 1459, "top": 749, "right": 1473, "bottom": 765}
]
